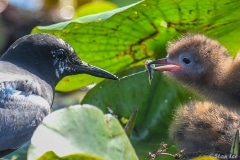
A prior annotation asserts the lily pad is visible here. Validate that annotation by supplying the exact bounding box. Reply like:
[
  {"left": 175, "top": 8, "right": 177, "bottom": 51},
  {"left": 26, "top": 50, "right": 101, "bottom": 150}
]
[
  {"left": 38, "top": 151, "right": 104, "bottom": 160},
  {"left": 32, "top": 0, "right": 240, "bottom": 91},
  {"left": 28, "top": 105, "right": 138, "bottom": 160}
]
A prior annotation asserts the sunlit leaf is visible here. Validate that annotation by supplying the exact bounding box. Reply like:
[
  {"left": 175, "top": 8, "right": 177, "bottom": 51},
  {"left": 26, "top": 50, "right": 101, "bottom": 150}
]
[
  {"left": 191, "top": 155, "right": 219, "bottom": 160},
  {"left": 28, "top": 105, "right": 138, "bottom": 160},
  {"left": 74, "top": 1, "right": 117, "bottom": 18},
  {"left": 32, "top": 0, "right": 240, "bottom": 91},
  {"left": 37, "top": 151, "right": 104, "bottom": 160}
]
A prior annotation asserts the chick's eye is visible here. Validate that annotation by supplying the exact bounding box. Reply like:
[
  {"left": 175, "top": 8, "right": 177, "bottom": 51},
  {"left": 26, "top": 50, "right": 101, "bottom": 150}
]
[{"left": 182, "top": 57, "right": 191, "bottom": 64}]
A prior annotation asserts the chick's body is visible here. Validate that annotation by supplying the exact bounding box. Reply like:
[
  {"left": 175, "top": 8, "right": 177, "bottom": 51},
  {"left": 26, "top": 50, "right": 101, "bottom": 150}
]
[
  {"left": 170, "top": 101, "right": 240, "bottom": 155},
  {"left": 149, "top": 34, "right": 240, "bottom": 156}
]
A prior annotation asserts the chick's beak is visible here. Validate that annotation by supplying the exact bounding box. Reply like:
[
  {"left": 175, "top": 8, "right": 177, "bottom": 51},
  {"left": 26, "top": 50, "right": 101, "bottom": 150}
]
[
  {"left": 70, "top": 60, "right": 118, "bottom": 80},
  {"left": 148, "top": 58, "right": 181, "bottom": 72}
]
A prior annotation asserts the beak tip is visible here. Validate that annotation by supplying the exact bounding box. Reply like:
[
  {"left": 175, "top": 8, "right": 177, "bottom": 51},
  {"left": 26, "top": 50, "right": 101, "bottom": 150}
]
[
  {"left": 108, "top": 74, "right": 119, "bottom": 80},
  {"left": 92, "top": 68, "right": 119, "bottom": 80}
]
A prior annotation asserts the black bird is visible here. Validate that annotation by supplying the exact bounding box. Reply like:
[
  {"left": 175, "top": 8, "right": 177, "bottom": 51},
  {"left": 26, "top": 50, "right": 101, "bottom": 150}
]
[{"left": 0, "top": 33, "right": 118, "bottom": 157}]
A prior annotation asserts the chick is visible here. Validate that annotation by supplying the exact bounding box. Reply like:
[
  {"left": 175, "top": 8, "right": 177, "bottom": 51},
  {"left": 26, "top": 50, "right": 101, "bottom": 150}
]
[
  {"left": 147, "top": 34, "right": 240, "bottom": 157},
  {"left": 170, "top": 101, "right": 240, "bottom": 156},
  {"left": 148, "top": 34, "right": 240, "bottom": 107}
]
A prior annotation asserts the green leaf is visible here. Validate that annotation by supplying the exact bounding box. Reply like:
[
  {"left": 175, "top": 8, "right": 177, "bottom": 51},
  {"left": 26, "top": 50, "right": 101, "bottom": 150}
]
[
  {"left": 124, "top": 109, "right": 138, "bottom": 136},
  {"left": 74, "top": 1, "right": 117, "bottom": 18},
  {"left": 110, "top": 0, "right": 140, "bottom": 7},
  {"left": 230, "top": 130, "right": 239, "bottom": 155},
  {"left": 82, "top": 67, "right": 196, "bottom": 159},
  {"left": 37, "top": 151, "right": 104, "bottom": 160},
  {"left": 191, "top": 155, "right": 218, "bottom": 160},
  {"left": 28, "top": 105, "right": 138, "bottom": 160},
  {"left": 32, "top": 0, "right": 240, "bottom": 91}
]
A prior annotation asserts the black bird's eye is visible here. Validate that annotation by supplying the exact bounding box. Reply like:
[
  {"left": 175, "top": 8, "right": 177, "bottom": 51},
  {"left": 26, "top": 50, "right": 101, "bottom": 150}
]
[
  {"left": 55, "top": 49, "right": 67, "bottom": 60},
  {"left": 182, "top": 57, "right": 191, "bottom": 64}
]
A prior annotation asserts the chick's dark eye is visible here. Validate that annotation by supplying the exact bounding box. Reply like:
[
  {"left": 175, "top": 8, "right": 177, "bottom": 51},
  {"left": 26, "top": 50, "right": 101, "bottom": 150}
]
[{"left": 182, "top": 57, "right": 191, "bottom": 64}]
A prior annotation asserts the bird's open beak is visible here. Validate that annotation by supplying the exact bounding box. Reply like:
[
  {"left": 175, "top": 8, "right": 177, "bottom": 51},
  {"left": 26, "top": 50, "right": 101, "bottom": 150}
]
[
  {"left": 70, "top": 61, "right": 118, "bottom": 80},
  {"left": 148, "top": 58, "right": 181, "bottom": 72}
]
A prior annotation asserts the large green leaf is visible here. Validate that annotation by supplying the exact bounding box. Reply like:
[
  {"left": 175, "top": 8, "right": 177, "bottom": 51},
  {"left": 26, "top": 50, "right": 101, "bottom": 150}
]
[
  {"left": 28, "top": 105, "right": 138, "bottom": 160},
  {"left": 32, "top": 0, "right": 240, "bottom": 91}
]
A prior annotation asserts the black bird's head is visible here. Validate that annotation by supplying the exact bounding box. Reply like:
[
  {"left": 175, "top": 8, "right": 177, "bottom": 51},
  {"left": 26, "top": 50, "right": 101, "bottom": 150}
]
[
  {"left": 148, "top": 34, "right": 232, "bottom": 87},
  {"left": 1, "top": 33, "right": 118, "bottom": 85}
]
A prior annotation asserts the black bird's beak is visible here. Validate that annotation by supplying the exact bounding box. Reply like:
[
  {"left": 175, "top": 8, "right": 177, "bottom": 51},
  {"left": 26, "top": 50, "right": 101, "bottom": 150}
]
[
  {"left": 148, "top": 58, "right": 180, "bottom": 72},
  {"left": 70, "top": 61, "right": 118, "bottom": 80}
]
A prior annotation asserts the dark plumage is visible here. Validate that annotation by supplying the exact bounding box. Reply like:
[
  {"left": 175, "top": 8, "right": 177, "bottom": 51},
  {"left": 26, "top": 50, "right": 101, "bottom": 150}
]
[
  {"left": 149, "top": 34, "right": 239, "bottom": 107},
  {"left": 0, "top": 33, "right": 118, "bottom": 157}
]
